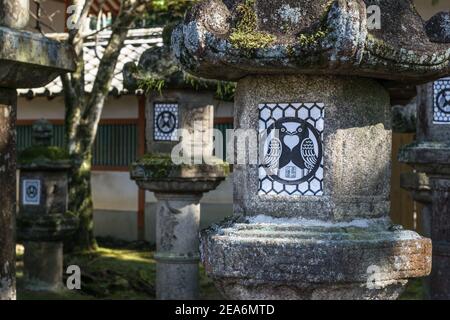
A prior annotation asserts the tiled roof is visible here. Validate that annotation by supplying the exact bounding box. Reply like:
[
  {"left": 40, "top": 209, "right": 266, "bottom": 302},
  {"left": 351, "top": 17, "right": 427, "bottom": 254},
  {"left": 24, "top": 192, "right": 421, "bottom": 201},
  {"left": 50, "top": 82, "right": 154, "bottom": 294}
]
[{"left": 18, "top": 28, "right": 163, "bottom": 98}]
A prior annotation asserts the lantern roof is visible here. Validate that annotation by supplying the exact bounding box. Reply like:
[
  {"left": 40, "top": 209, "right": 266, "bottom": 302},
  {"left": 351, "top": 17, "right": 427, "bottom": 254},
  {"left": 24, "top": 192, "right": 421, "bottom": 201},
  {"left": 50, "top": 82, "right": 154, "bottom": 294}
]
[{"left": 172, "top": 0, "right": 450, "bottom": 83}]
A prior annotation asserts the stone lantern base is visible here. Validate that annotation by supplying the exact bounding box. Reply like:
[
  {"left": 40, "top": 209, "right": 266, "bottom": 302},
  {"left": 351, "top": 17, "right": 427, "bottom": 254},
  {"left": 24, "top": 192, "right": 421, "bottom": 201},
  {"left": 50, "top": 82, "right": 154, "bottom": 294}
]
[
  {"left": 201, "top": 217, "right": 431, "bottom": 300},
  {"left": 17, "top": 212, "right": 78, "bottom": 291},
  {"left": 23, "top": 242, "right": 64, "bottom": 291}
]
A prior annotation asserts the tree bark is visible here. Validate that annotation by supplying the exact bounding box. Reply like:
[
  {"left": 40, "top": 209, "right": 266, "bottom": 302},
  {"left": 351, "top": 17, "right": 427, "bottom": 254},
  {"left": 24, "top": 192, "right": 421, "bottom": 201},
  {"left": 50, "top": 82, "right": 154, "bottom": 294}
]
[
  {"left": 0, "top": 88, "right": 17, "bottom": 299},
  {"left": 67, "top": 152, "right": 96, "bottom": 251},
  {"left": 62, "top": 0, "right": 150, "bottom": 251}
]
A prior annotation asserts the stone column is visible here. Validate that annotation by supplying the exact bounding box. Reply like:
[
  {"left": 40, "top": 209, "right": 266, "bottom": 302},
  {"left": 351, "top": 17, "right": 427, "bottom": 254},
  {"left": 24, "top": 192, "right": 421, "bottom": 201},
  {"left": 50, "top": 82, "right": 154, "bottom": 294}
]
[
  {"left": 0, "top": 88, "right": 17, "bottom": 300},
  {"left": 131, "top": 163, "right": 228, "bottom": 300},
  {"left": 399, "top": 80, "right": 450, "bottom": 300},
  {"left": 23, "top": 242, "right": 63, "bottom": 291},
  {"left": 154, "top": 192, "right": 202, "bottom": 300},
  {"left": 130, "top": 89, "right": 229, "bottom": 299}
]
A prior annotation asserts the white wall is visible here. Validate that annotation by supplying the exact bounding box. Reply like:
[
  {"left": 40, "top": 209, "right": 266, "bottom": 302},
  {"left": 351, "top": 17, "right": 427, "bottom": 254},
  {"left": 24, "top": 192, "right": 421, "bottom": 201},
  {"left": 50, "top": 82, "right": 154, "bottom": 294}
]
[
  {"left": 18, "top": 95, "right": 138, "bottom": 120},
  {"left": 18, "top": 96, "right": 65, "bottom": 120},
  {"left": 91, "top": 171, "right": 138, "bottom": 211}
]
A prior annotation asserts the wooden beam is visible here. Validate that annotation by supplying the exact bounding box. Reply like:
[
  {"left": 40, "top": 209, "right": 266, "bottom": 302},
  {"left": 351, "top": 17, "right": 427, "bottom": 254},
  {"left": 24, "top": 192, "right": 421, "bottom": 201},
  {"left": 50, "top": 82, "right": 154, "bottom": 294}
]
[{"left": 214, "top": 117, "right": 234, "bottom": 125}]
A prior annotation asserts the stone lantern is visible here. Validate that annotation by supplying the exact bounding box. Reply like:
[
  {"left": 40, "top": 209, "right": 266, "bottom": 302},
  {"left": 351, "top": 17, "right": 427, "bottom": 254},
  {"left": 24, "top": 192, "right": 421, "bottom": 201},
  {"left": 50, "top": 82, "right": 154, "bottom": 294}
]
[
  {"left": 126, "top": 43, "right": 230, "bottom": 300},
  {"left": 399, "top": 77, "right": 450, "bottom": 299},
  {"left": 17, "top": 120, "right": 78, "bottom": 291},
  {"left": 171, "top": 0, "right": 450, "bottom": 299},
  {"left": 0, "top": 1, "right": 74, "bottom": 299}
]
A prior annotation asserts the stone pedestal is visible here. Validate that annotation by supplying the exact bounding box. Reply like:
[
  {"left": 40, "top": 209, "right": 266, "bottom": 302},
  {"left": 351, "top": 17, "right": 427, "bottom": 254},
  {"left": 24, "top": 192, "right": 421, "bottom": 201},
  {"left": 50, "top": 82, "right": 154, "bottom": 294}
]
[
  {"left": 201, "top": 75, "right": 431, "bottom": 300},
  {"left": 0, "top": 0, "right": 74, "bottom": 299},
  {"left": 0, "top": 88, "right": 17, "bottom": 300},
  {"left": 17, "top": 120, "right": 78, "bottom": 292},
  {"left": 172, "top": 0, "right": 446, "bottom": 300},
  {"left": 23, "top": 242, "right": 63, "bottom": 291},
  {"left": 17, "top": 163, "right": 78, "bottom": 291},
  {"left": 127, "top": 47, "right": 231, "bottom": 299},
  {"left": 131, "top": 159, "right": 228, "bottom": 300},
  {"left": 399, "top": 81, "right": 450, "bottom": 299}
]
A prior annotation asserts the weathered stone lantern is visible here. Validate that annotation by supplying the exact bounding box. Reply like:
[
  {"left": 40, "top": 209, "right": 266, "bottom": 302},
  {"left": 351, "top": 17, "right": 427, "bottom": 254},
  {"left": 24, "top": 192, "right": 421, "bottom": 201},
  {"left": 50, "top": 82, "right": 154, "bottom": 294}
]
[
  {"left": 0, "top": 1, "right": 74, "bottom": 299},
  {"left": 17, "top": 120, "right": 78, "bottom": 291},
  {"left": 126, "top": 43, "right": 230, "bottom": 300},
  {"left": 171, "top": 0, "right": 450, "bottom": 299},
  {"left": 399, "top": 77, "right": 450, "bottom": 299}
]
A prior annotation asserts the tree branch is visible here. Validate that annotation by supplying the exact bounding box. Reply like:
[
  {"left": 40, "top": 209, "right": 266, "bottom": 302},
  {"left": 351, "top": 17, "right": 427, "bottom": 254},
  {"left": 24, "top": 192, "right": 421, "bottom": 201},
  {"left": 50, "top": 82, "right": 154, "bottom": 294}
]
[{"left": 78, "top": 0, "right": 149, "bottom": 153}]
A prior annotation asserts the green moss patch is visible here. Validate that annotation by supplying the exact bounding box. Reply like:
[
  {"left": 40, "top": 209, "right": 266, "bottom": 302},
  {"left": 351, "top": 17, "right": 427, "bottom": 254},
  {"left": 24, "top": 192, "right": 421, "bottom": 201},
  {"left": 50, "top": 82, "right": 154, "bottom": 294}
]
[
  {"left": 296, "top": 1, "right": 333, "bottom": 48},
  {"left": 229, "top": 0, "right": 276, "bottom": 51},
  {"left": 132, "top": 153, "right": 230, "bottom": 180},
  {"left": 16, "top": 243, "right": 222, "bottom": 300},
  {"left": 297, "top": 29, "right": 328, "bottom": 46},
  {"left": 18, "top": 146, "right": 70, "bottom": 165}
]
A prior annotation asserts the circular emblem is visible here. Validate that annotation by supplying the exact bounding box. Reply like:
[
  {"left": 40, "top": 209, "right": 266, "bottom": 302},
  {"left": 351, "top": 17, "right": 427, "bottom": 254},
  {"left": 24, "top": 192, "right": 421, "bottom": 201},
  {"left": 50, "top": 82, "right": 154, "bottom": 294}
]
[
  {"left": 263, "top": 117, "right": 323, "bottom": 185},
  {"left": 436, "top": 89, "right": 450, "bottom": 114},
  {"left": 26, "top": 185, "right": 38, "bottom": 199},
  {"left": 156, "top": 111, "right": 177, "bottom": 134}
]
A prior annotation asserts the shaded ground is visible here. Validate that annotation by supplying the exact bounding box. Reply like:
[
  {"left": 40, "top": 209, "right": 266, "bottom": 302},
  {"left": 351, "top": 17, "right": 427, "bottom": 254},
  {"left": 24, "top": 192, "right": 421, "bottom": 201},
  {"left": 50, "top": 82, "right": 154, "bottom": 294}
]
[
  {"left": 16, "top": 240, "right": 424, "bottom": 300},
  {"left": 16, "top": 240, "right": 222, "bottom": 300}
]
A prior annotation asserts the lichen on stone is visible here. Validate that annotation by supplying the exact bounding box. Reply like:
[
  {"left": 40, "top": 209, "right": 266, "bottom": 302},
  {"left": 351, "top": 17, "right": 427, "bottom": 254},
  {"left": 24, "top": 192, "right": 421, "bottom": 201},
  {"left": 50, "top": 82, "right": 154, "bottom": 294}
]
[{"left": 229, "top": 0, "right": 277, "bottom": 51}]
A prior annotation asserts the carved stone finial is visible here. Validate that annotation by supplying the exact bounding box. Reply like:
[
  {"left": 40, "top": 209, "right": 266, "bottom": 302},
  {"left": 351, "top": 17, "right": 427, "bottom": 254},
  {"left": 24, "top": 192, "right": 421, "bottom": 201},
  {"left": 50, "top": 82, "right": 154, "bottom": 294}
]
[
  {"left": 426, "top": 11, "right": 450, "bottom": 43},
  {"left": 32, "top": 119, "right": 53, "bottom": 147}
]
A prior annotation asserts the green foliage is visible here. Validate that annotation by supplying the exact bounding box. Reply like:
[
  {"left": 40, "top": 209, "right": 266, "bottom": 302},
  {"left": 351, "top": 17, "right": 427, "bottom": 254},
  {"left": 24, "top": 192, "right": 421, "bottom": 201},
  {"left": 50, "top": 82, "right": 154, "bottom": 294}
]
[
  {"left": 183, "top": 73, "right": 236, "bottom": 101},
  {"left": 215, "top": 81, "right": 236, "bottom": 102},
  {"left": 138, "top": 77, "right": 166, "bottom": 95},
  {"left": 18, "top": 146, "right": 70, "bottom": 165},
  {"left": 136, "top": 67, "right": 236, "bottom": 101},
  {"left": 229, "top": 0, "right": 277, "bottom": 50},
  {"left": 399, "top": 279, "right": 426, "bottom": 300}
]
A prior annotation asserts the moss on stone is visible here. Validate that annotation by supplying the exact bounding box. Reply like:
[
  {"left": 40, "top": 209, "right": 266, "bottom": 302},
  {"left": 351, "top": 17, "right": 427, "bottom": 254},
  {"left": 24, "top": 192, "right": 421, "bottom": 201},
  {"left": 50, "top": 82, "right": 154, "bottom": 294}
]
[
  {"left": 133, "top": 153, "right": 175, "bottom": 179},
  {"left": 229, "top": 0, "right": 276, "bottom": 51},
  {"left": 296, "top": 1, "right": 333, "bottom": 47},
  {"left": 132, "top": 153, "right": 230, "bottom": 180},
  {"left": 297, "top": 29, "right": 328, "bottom": 46},
  {"left": 136, "top": 153, "right": 173, "bottom": 166},
  {"left": 18, "top": 146, "right": 70, "bottom": 165}
]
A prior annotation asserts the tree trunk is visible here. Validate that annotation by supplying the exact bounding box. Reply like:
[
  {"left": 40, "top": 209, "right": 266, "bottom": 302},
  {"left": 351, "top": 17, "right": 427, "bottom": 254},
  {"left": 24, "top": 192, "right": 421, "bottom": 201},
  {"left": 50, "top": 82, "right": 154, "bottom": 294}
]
[
  {"left": 66, "top": 152, "right": 97, "bottom": 251},
  {"left": 61, "top": 0, "right": 150, "bottom": 252}
]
